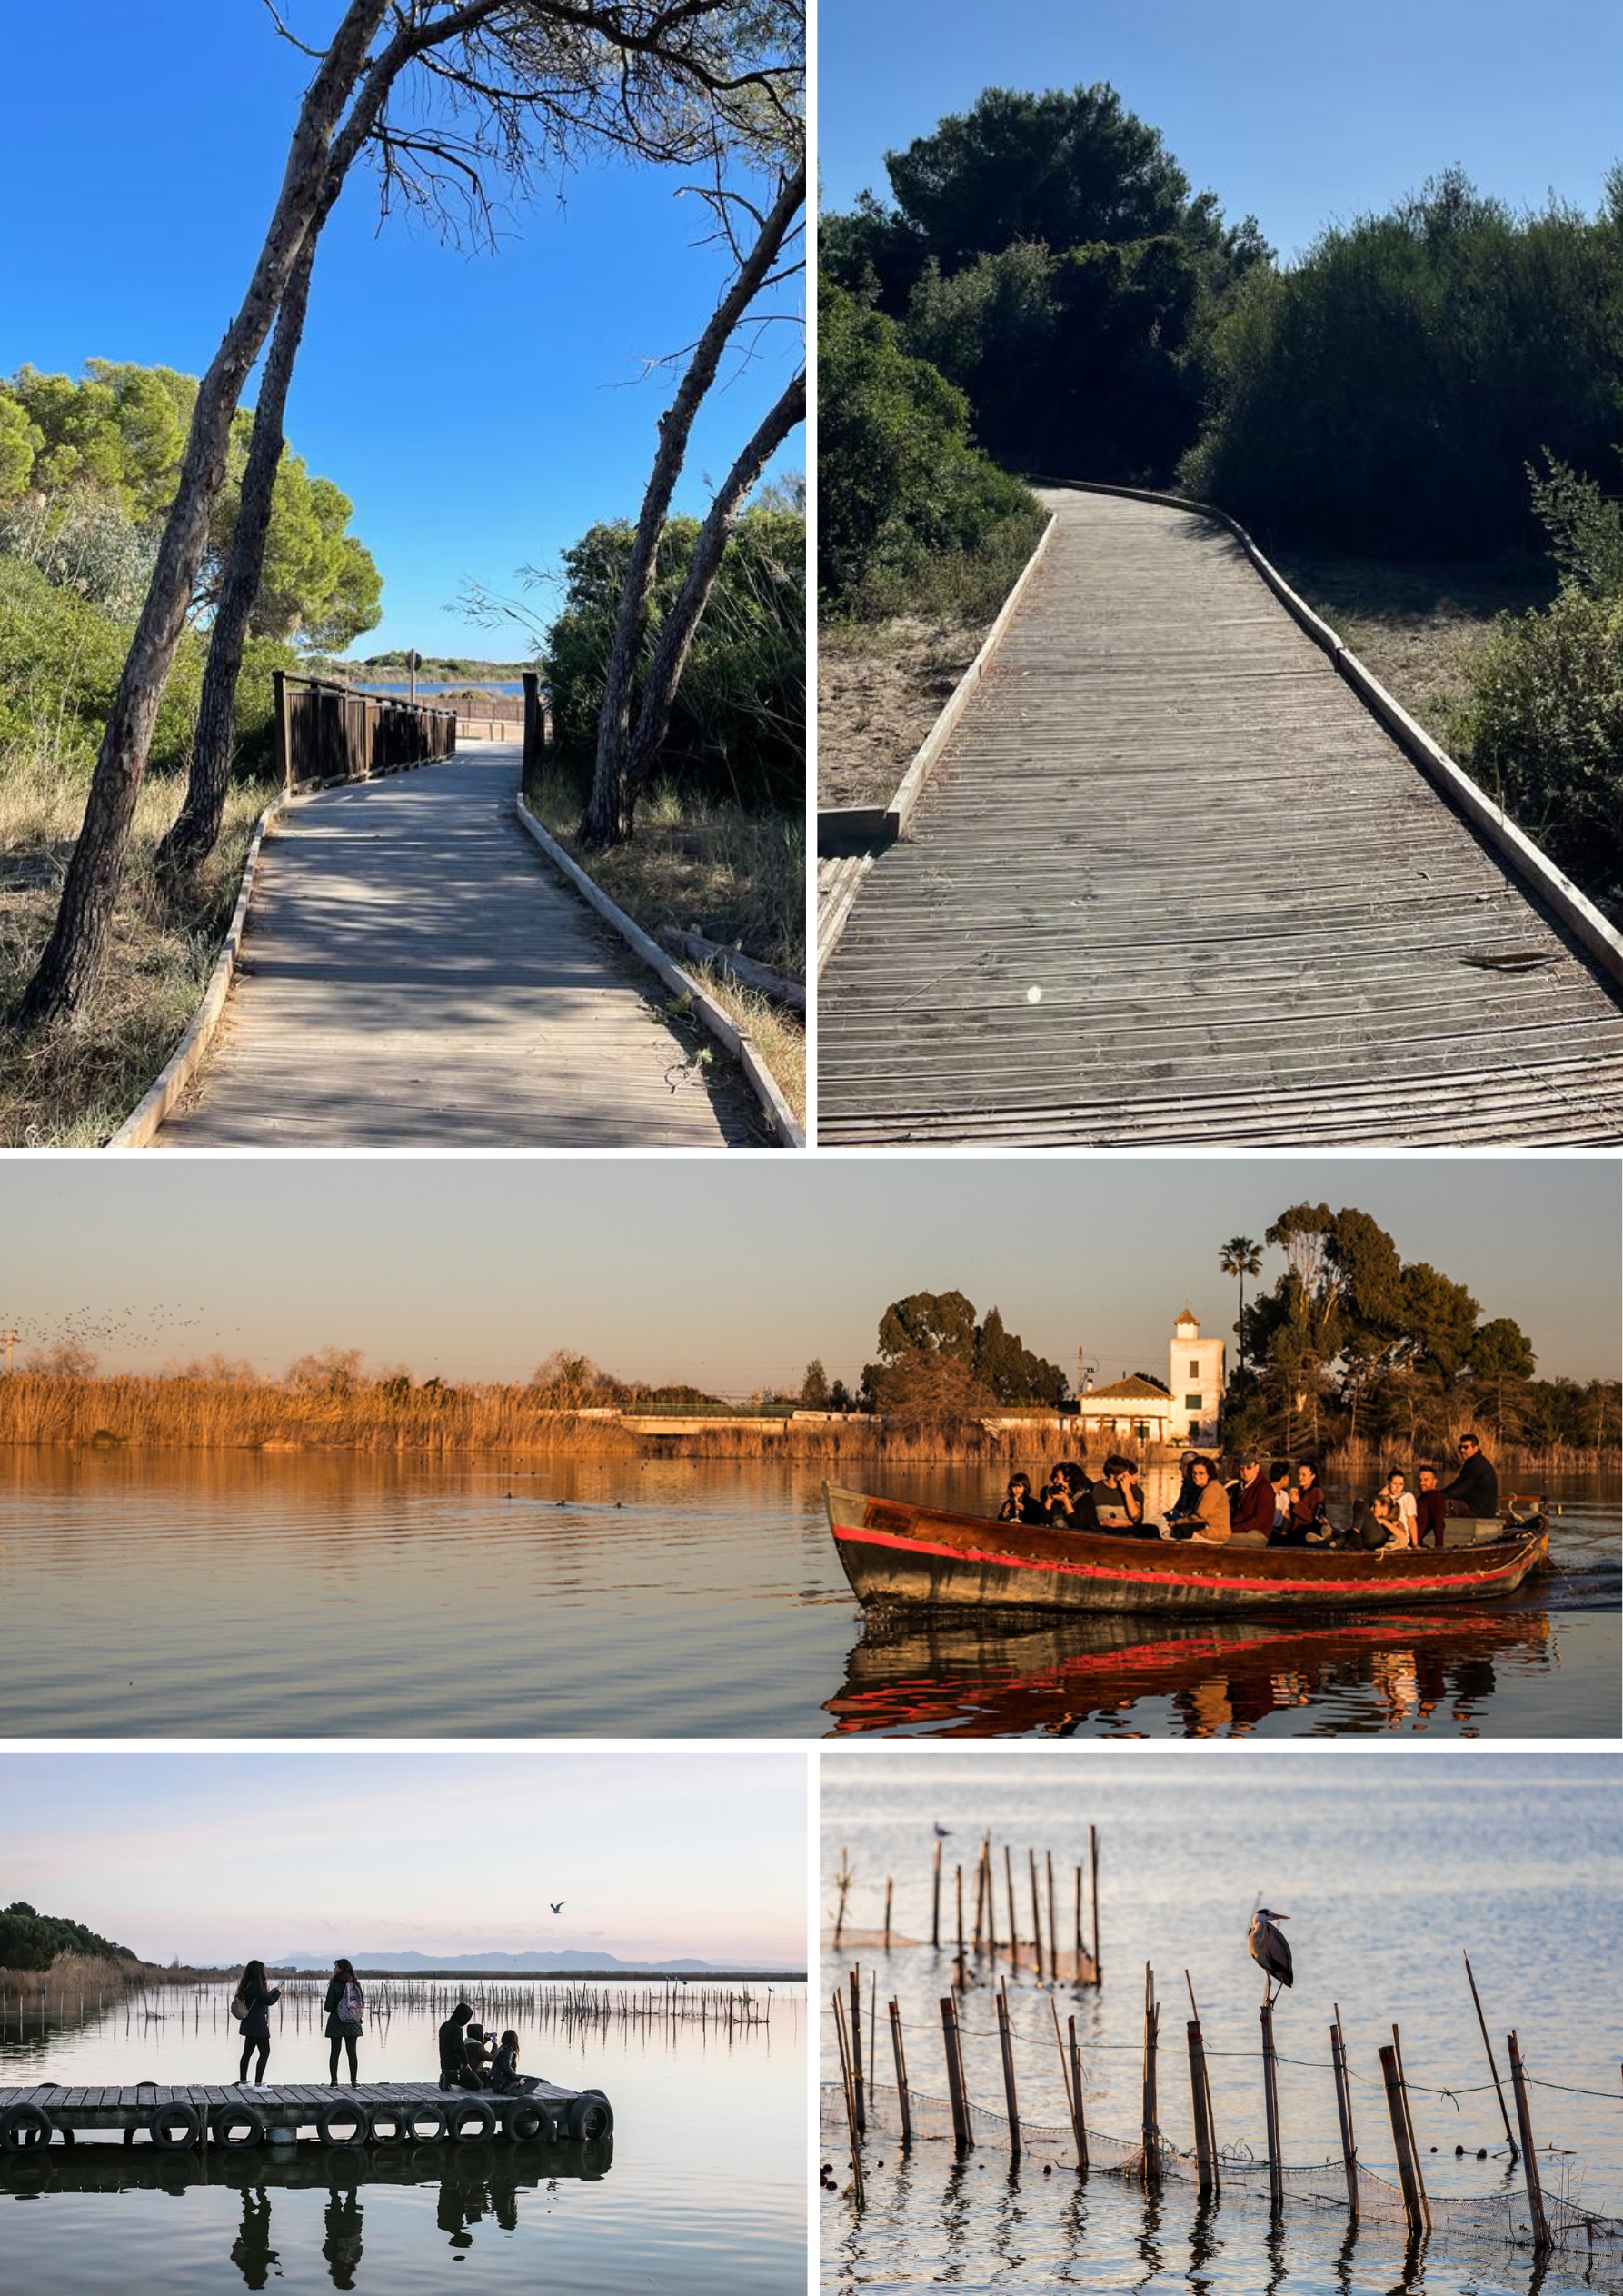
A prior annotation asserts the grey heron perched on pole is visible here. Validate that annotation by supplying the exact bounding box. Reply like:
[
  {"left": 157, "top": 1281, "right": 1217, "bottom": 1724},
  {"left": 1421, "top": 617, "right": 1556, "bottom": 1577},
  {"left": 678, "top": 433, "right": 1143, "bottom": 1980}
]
[{"left": 1249, "top": 1908, "right": 1293, "bottom": 2005}]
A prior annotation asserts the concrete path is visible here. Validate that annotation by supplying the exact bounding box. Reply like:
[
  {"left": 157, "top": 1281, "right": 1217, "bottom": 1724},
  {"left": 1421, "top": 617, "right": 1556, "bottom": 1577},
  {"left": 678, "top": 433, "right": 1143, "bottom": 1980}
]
[
  {"left": 818, "top": 488, "right": 1623, "bottom": 1145},
  {"left": 156, "top": 745, "right": 753, "bottom": 1146}
]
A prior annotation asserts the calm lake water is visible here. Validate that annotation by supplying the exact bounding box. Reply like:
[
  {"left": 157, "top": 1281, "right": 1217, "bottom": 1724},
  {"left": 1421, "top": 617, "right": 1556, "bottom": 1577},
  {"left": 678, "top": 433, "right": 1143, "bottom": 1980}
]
[
  {"left": 0, "top": 1454, "right": 1614, "bottom": 1736},
  {"left": 0, "top": 1979, "right": 804, "bottom": 2293},
  {"left": 821, "top": 1752, "right": 1623, "bottom": 2294}
]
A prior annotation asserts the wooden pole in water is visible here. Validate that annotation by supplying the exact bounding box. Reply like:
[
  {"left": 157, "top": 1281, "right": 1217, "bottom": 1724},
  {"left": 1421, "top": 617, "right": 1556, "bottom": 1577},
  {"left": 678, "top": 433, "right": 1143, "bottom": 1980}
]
[
  {"left": 996, "top": 1979, "right": 1021, "bottom": 2161},
  {"left": 1260, "top": 1999, "right": 1283, "bottom": 2211},
  {"left": 834, "top": 1848, "right": 851, "bottom": 1949},
  {"left": 1028, "top": 1850, "right": 1043, "bottom": 1980},
  {"left": 1074, "top": 1866, "right": 1083, "bottom": 1971},
  {"left": 954, "top": 1865, "right": 966, "bottom": 1987},
  {"left": 1462, "top": 1952, "right": 1517, "bottom": 2153},
  {"left": 1090, "top": 1826, "right": 1101, "bottom": 1980},
  {"left": 1004, "top": 1845, "right": 1018, "bottom": 1959},
  {"left": 1379, "top": 2042, "right": 1425, "bottom": 2237},
  {"left": 889, "top": 1999, "right": 911, "bottom": 2146},
  {"left": 1507, "top": 2031, "right": 1549, "bottom": 2253},
  {"left": 1391, "top": 2024, "right": 1429, "bottom": 2229},
  {"left": 940, "top": 1996, "right": 969, "bottom": 2154},
  {"left": 832, "top": 1987, "right": 865, "bottom": 2207},
  {"left": 1046, "top": 1852, "right": 1058, "bottom": 1977},
  {"left": 1068, "top": 2013, "right": 1089, "bottom": 2170},
  {"left": 984, "top": 1840, "right": 998, "bottom": 1954},
  {"left": 972, "top": 1849, "right": 985, "bottom": 1955},
  {"left": 1330, "top": 2009, "right": 1358, "bottom": 2219},
  {"left": 1142, "top": 1964, "right": 1160, "bottom": 2181},
  {"left": 883, "top": 1879, "right": 892, "bottom": 1951},
  {"left": 1187, "top": 2017, "right": 1216, "bottom": 2195},
  {"left": 848, "top": 1968, "right": 864, "bottom": 2133},
  {"left": 931, "top": 1840, "right": 941, "bottom": 1949}
]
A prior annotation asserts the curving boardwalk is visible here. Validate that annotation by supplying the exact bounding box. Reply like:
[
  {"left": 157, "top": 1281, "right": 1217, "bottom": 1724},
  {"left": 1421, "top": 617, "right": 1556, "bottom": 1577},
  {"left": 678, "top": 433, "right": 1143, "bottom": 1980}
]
[
  {"left": 818, "top": 488, "right": 1623, "bottom": 1145},
  {"left": 155, "top": 745, "right": 751, "bottom": 1146}
]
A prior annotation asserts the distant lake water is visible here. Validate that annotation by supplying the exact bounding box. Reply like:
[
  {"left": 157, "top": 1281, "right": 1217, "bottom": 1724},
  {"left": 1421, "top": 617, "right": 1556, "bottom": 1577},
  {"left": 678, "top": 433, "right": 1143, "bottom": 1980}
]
[
  {"left": 0, "top": 1455, "right": 1613, "bottom": 1737},
  {"left": 353, "top": 681, "right": 523, "bottom": 695},
  {"left": 0, "top": 1979, "right": 804, "bottom": 2293},
  {"left": 821, "top": 1751, "right": 1622, "bottom": 2295}
]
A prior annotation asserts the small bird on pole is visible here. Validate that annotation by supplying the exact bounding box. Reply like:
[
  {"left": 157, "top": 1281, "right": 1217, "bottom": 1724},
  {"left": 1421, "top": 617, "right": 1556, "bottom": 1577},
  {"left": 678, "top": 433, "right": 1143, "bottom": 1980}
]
[
  {"left": 1249, "top": 1908, "right": 1293, "bottom": 2005},
  {"left": 933, "top": 1822, "right": 951, "bottom": 1840}
]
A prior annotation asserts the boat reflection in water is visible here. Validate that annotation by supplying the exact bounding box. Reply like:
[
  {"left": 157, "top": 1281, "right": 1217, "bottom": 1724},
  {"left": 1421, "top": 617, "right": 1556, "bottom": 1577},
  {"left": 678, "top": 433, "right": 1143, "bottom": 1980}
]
[
  {"left": 824, "top": 1604, "right": 1553, "bottom": 1736},
  {"left": 0, "top": 2141, "right": 612, "bottom": 2286}
]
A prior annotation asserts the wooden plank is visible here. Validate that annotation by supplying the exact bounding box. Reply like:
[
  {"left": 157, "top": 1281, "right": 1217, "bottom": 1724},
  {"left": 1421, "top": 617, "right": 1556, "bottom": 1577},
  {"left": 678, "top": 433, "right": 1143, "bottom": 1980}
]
[{"left": 818, "top": 487, "right": 1623, "bottom": 1143}]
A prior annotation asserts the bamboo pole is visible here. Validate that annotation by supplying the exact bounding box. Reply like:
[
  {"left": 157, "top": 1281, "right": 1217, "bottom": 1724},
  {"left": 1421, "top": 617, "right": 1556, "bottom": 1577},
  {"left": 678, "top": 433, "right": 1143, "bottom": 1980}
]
[
  {"left": 1046, "top": 1852, "right": 1058, "bottom": 1977},
  {"left": 1074, "top": 1866, "right": 1083, "bottom": 1971},
  {"left": 954, "top": 1865, "right": 965, "bottom": 1988},
  {"left": 831, "top": 1987, "right": 865, "bottom": 2207},
  {"left": 1004, "top": 1845, "right": 1018, "bottom": 1958},
  {"left": 931, "top": 1841, "right": 941, "bottom": 1949},
  {"left": 1462, "top": 1952, "right": 1517, "bottom": 2152},
  {"left": 996, "top": 1980, "right": 1021, "bottom": 2161},
  {"left": 849, "top": 1968, "right": 864, "bottom": 2133},
  {"left": 1379, "top": 2043, "right": 1424, "bottom": 2237},
  {"left": 940, "top": 1995, "right": 970, "bottom": 2154},
  {"left": 1068, "top": 2013, "right": 1089, "bottom": 2170},
  {"left": 972, "top": 1848, "right": 986, "bottom": 1956},
  {"left": 1391, "top": 2023, "right": 1429, "bottom": 2229},
  {"left": 883, "top": 1879, "right": 892, "bottom": 1951},
  {"left": 1507, "top": 2031, "right": 1549, "bottom": 2252},
  {"left": 1260, "top": 2000, "right": 1283, "bottom": 2210},
  {"left": 1090, "top": 1825, "right": 1101, "bottom": 1979},
  {"left": 1330, "top": 2010, "right": 1358, "bottom": 2218},
  {"left": 1188, "top": 2018, "right": 1216, "bottom": 2194},
  {"left": 1142, "top": 1964, "right": 1160, "bottom": 2181},
  {"left": 1028, "top": 1850, "right": 1043, "bottom": 1981},
  {"left": 889, "top": 1998, "right": 911, "bottom": 2147},
  {"left": 984, "top": 1840, "right": 998, "bottom": 1954}
]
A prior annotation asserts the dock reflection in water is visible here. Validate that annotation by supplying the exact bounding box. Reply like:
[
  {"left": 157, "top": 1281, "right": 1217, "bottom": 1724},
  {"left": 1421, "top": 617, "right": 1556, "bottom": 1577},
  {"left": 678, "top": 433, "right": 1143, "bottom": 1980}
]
[{"left": 827, "top": 1603, "right": 1605, "bottom": 1736}]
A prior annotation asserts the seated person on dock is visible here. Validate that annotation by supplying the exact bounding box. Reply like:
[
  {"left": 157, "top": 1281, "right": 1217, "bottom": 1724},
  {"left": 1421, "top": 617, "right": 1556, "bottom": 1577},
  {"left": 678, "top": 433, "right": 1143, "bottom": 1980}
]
[
  {"left": 439, "top": 2002, "right": 484, "bottom": 2091},
  {"left": 463, "top": 2021, "right": 498, "bottom": 2085},
  {"left": 1441, "top": 1433, "right": 1499, "bottom": 1519},
  {"left": 1275, "top": 1462, "right": 1333, "bottom": 1546},
  {"left": 1229, "top": 1452, "right": 1276, "bottom": 1541},
  {"left": 1090, "top": 1455, "right": 1146, "bottom": 1533},
  {"left": 490, "top": 2029, "right": 542, "bottom": 2095},
  {"left": 1415, "top": 1465, "right": 1449, "bottom": 1548},
  {"left": 998, "top": 1472, "right": 1049, "bottom": 1526},
  {"left": 1167, "top": 1457, "right": 1230, "bottom": 1542}
]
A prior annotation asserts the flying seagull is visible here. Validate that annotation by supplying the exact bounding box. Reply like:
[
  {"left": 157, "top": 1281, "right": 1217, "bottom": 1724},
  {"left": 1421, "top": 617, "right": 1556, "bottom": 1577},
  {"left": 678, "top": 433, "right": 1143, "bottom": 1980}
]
[
  {"left": 1249, "top": 1907, "right": 1293, "bottom": 2005},
  {"left": 550, "top": 1902, "right": 565, "bottom": 1915}
]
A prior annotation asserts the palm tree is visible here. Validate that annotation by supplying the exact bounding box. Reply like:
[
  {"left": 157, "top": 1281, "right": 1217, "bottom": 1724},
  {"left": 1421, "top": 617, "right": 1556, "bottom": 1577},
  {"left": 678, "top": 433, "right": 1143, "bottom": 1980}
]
[{"left": 1220, "top": 1236, "right": 1264, "bottom": 1369}]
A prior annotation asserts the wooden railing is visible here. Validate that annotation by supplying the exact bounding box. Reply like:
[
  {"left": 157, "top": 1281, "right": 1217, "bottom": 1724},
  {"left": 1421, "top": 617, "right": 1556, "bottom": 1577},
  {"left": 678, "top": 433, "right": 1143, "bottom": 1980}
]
[{"left": 273, "top": 671, "right": 457, "bottom": 792}]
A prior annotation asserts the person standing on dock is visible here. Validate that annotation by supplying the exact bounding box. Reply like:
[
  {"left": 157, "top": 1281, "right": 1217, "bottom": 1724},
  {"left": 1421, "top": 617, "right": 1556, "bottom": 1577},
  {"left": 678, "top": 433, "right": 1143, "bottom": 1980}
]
[
  {"left": 324, "top": 1957, "right": 364, "bottom": 2085},
  {"left": 234, "top": 1959, "right": 281, "bottom": 2083},
  {"left": 1442, "top": 1433, "right": 1499, "bottom": 1519}
]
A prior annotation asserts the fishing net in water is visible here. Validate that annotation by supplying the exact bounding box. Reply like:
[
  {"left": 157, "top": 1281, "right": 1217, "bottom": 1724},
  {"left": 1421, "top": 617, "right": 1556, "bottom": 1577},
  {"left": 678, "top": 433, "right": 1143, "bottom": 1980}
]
[{"left": 820, "top": 2081, "right": 1623, "bottom": 2278}]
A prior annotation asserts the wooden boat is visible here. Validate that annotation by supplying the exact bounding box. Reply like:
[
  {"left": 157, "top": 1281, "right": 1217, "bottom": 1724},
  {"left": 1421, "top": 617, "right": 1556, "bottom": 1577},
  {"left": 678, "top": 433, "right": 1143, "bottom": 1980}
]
[{"left": 823, "top": 1482, "right": 1548, "bottom": 1616}]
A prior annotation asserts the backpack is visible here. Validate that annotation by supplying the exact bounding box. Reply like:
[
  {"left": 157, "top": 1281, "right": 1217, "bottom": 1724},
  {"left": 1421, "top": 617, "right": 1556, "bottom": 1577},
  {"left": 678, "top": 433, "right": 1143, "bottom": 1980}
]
[
  {"left": 339, "top": 1979, "right": 364, "bottom": 2029},
  {"left": 230, "top": 1991, "right": 250, "bottom": 2021}
]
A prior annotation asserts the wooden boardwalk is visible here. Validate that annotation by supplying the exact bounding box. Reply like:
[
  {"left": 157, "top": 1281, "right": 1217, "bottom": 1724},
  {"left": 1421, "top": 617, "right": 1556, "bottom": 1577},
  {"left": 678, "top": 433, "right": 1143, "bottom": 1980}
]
[
  {"left": 154, "top": 745, "right": 752, "bottom": 1147},
  {"left": 818, "top": 490, "right": 1623, "bottom": 1144},
  {"left": 0, "top": 2077, "right": 592, "bottom": 2142}
]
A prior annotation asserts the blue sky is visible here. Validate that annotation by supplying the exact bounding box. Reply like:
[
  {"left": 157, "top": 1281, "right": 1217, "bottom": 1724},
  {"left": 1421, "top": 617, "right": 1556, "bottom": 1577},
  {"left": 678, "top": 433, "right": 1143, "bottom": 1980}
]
[
  {"left": 0, "top": 1749, "right": 807, "bottom": 1964},
  {"left": 0, "top": 1157, "right": 1614, "bottom": 1394},
  {"left": 1, "top": 3, "right": 802, "bottom": 657},
  {"left": 819, "top": 0, "right": 1623, "bottom": 259}
]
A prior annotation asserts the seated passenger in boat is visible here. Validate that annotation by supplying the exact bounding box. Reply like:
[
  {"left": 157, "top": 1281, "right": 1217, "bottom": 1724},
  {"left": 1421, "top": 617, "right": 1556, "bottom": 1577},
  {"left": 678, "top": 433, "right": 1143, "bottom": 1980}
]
[
  {"left": 998, "top": 1472, "right": 1048, "bottom": 1526},
  {"left": 1168, "top": 1456, "right": 1230, "bottom": 1542},
  {"left": 1415, "top": 1465, "right": 1449, "bottom": 1548},
  {"left": 1374, "top": 1470, "right": 1419, "bottom": 1548},
  {"left": 1277, "top": 1462, "right": 1333, "bottom": 1546},
  {"left": 1170, "top": 1449, "right": 1201, "bottom": 1518},
  {"left": 1041, "top": 1460, "right": 1093, "bottom": 1525},
  {"left": 1441, "top": 1433, "right": 1499, "bottom": 1518},
  {"left": 1269, "top": 1461, "right": 1292, "bottom": 1533},
  {"left": 1229, "top": 1452, "right": 1275, "bottom": 1541},
  {"left": 1090, "top": 1454, "right": 1146, "bottom": 1533}
]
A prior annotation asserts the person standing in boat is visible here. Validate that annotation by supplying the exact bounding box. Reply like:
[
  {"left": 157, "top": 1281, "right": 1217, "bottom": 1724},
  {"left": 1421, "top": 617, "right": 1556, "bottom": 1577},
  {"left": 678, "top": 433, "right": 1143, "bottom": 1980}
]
[
  {"left": 324, "top": 1957, "right": 363, "bottom": 2085},
  {"left": 1172, "top": 1457, "right": 1230, "bottom": 1542},
  {"left": 1441, "top": 1433, "right": 1499, "bottom": 1519},
  {"left": 1229, "top": 1452, "right": 1275, "bottom": 1539},
  {"left": 234, "top": 1960, "right": 282, "bottom": 2084},
  {"left": 1415, "top": 1464, "right": 1449, "bottom": 1548},
  {"left": 998, "top": 1472, "right": 1048, "bottom": 1525}
]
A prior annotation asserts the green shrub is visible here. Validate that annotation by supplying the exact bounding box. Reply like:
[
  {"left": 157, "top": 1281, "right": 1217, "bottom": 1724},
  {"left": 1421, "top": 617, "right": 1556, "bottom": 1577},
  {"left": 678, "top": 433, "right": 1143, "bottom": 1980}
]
[
  {"left": 1454, "top": 584, "right": 1623, "bottom": 910},
  {"left": 0, "top": 1900, "right": 137, "bottom": 1971}
]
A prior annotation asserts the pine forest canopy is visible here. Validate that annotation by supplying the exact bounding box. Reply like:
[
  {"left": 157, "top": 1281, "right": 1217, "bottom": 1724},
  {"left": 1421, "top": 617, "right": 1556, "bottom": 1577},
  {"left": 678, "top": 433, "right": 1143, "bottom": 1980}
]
[
  {"left": 0, "top": 360, "right": 382, "bottom": 650},
  {"left": 0, "top": 1900, "right": 139, "bottom": 1972}
]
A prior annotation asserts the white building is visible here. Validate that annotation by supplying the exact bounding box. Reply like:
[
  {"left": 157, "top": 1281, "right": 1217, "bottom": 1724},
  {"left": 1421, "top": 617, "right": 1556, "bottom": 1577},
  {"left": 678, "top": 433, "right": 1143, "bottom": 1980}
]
[
  {"left": 1071, "top": 1374, "right": 1177, "bottom": 1447},
  {"left": 1170, "top": 1308, "right": 1225, "bottom": 1444},
  {"left": 1072, "top": 1307, "right": 1227, "bottom": 1450}
]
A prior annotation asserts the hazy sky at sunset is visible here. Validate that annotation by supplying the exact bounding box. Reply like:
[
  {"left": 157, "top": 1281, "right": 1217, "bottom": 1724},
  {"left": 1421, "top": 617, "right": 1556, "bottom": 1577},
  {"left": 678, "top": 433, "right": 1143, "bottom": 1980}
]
[
  {"left": 0, "top": 1159, "right": 1614, "bottom": 1395},
  {"left": 0, "top": 1750, "right": 806, "bottom": 1967}
]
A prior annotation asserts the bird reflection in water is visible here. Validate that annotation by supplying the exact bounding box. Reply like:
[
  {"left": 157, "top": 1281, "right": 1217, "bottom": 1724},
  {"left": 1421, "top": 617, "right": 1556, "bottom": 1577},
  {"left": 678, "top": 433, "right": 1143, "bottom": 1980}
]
[{"left": 825, "top": 1607, "right": 1547, "bottom": 1735}]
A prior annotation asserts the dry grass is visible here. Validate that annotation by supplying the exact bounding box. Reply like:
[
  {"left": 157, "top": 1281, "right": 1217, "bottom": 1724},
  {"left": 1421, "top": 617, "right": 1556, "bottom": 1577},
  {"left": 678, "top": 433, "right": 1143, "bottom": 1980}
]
[
  {"left": 816, "top": 616, "right": 984, "bottom": 810},
  {"left": 0, "top": 750, "right": 272, "bottom": 1146},
  {"left": 1265, "top": 551, "right": 1555, "bottom": 750},
  {"left": 0, "top": 1371, "right": 646, "bottom": 1454},
  {"left": 526, "top": 762, "right": 805, "bottom": 1121}
]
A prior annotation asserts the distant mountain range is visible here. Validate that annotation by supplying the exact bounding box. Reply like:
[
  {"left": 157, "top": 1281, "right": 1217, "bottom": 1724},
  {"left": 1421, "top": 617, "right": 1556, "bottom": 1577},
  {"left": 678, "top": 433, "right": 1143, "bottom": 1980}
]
[{"left": 274, "top": 1948, "right": 796, "bottom": 1973}]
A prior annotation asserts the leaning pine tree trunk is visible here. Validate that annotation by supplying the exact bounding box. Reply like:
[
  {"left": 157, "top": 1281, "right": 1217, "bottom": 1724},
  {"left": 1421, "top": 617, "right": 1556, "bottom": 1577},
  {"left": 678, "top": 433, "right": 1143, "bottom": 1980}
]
[
  {"left": 580, "top": 161, "right": 806, "bottom": 848},
  {"left": 16, "top": 0, "right": 398, "bottom": 1026},
  {"left": 157, "top": 222, "right": 325, "bottom": 885},
  {"left": 622, "top": 366, "right": 805, "bottom": 806}
]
